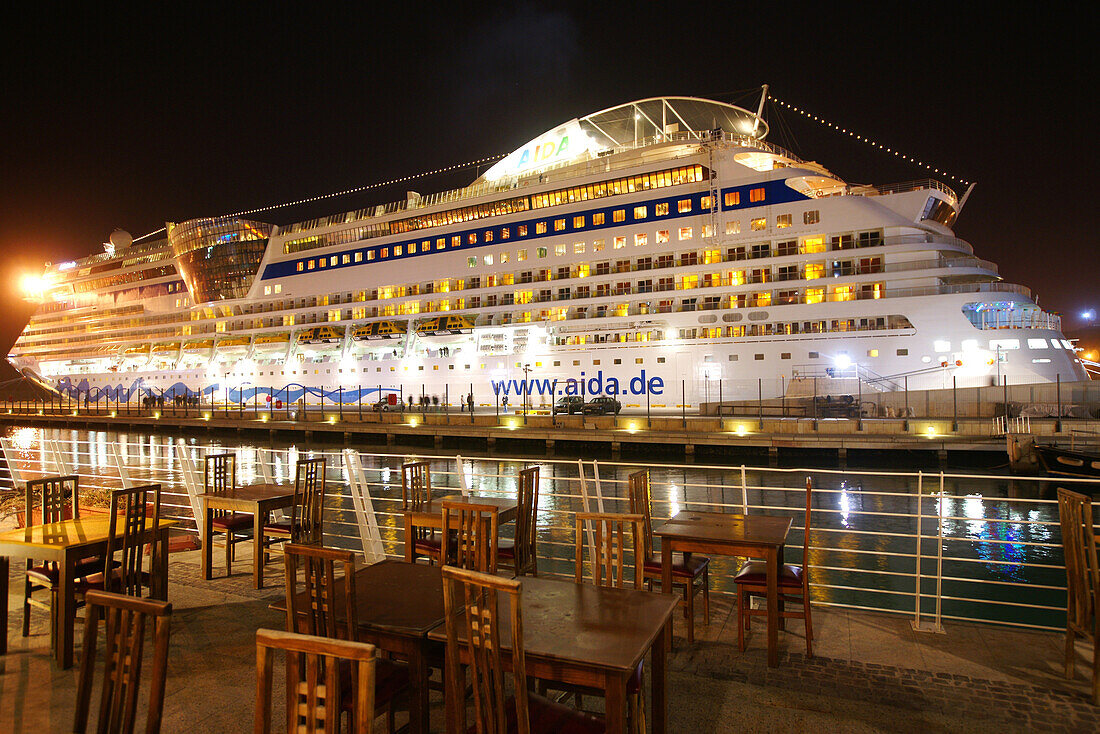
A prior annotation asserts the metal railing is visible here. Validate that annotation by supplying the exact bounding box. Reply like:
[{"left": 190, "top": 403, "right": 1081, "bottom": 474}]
[{"left": 2, "top": 430, "right": 1096, "bottom": 634}]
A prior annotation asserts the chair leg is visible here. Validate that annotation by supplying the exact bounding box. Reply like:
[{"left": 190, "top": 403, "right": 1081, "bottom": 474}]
[
  {"left": 737, "top": 588, "right": 746, "bottom": 652},
  {"left": 702, "top": 567, "right": 710, "bottom": 625},
  {"left": 49, "top": 589, "right": 58, "bottom": 650},
  {"left": 743, "top": 592, "right": 752, "bottom": 631},
  {"left": 1066, "top": 628, "right": 1077, "bottom": 679},
  {"left": 225, "top": 532, "right": 233, "bottom": 575},
  {"left": 631, "top": 689, "right": 647, "bottom": 734},
  {"left": 1092, "top": 632, "right": 1100, "bottom": 706},
  {"left": 22, "top": 577, "right": 32, "bottom": 637},
  {"left": 779, "top": 598, "right": 786, "bottom": 630},
  {"left": 804, "top": 593, "right": 814, "bottom": 658},
  {"left": 685, "top": 581, "right": 695, "bottom": 644}
]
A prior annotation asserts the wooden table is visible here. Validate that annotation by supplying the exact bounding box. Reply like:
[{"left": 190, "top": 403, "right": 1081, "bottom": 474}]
[
  {"left": 197, "top": 483, "right": 295, "bottom": 589},
  {"left": 428, "top": 576, "right": 677, "bottom": 733},
  {"left": 402, "top": 494, "right": 518, "bottom": 563},
  {"left": 0, "top": 516, "right": 175, "bottom": 668},
  {"left": 273, "top": 560, "right": 445, "bottom": 734},
  {"left": 654, "top": 510, "right": 792, "bottom": 667}
]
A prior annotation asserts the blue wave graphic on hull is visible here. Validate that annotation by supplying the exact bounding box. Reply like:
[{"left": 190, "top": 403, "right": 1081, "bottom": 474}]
[{"left": 53, "top": 377, "right": 386, "bottom": 404}]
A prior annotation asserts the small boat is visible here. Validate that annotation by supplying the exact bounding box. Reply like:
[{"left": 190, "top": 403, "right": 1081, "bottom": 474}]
[
  {"left": 254, "top": 332, "right": 291, "bottom": 352},
  {"left": 298, "top": 326, "right": 345, "bottom": 345},
  {"left": 353, "top": 320, "right": 406, "bottom": 340},
  {"left": 151, "top": 343, "right": 180, "bottom": 354},
  {"left": 415, "top": 315, "right": 474, "bottom": 336},
  {"left": 183, "top": 339, "right": 215, "bottom": 351},
  {"left": 216, "top": 336, "right": 251, "bottom": 357},
  {"left": 1035, "top": 445, "right": 1100, "bottom": 479}
]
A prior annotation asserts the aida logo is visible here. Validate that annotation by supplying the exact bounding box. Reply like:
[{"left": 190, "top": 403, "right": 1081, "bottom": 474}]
[{"left": 515, "top": 135, "right": 571, "bottom": 170}]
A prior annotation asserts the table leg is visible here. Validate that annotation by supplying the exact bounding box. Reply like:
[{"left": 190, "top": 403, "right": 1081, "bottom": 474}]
[
  {"left": 444, "top": 658, "right": 464, "bottom": 734},
  {"left": 0, "top": 555, "right": 8, "bottom": 656},
  {"left": 57, "top": 552, "right": 76, "bottom": 669},
  {"left": 652, "top": 618, "right": 669, "bottom": 734},
  {"left": 605, "top": 673, "right": 626, "bottom": 733},
  {"left": 202, "top": 503, "right": 213, "bottom": 580},
  {"left": 660, "top": 541, "right": 673, "bottom": 595},
  {"left": 409, "top": 644, "right": 429, "bottom": 734},
  {"left": 153, "top": 527, "right": 169, "bottom": 600},
  {"left": 404, "top": 514, "right": 414, "bottom": 564},
  {"left": 766, "top": 545, "right": 779, "bottom": 668},
  {"left": 253, "top": 510, "right": 265, "bottom": 590}
]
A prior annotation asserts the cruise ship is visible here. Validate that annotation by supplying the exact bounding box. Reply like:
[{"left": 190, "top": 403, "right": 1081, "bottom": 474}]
[{"left": 9, "top": 96, "right": 1088, "bottom": 411}]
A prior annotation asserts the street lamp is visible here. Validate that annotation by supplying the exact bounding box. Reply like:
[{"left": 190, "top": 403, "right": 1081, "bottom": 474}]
[{"left": 522, "top": 363, "right": 531, "bottom": 425}]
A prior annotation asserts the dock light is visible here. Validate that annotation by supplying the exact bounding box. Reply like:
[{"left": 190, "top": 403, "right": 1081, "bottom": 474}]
[
  {"left": 37, "top": 409, "right": 43, "bottom": 416},
  {"left": 153, "top": 411, "right": 160, "bottom": 419},
  {"left": 20, "top": 273, "right": 46, "bottom": 299},
  {"left": 627, "top": 421, "right": 638, "bottom": 433},
  {"left": 71, "top": 410, "right": 78, "bottom": 417},
  {"left": 925, "top": 425, "right": 938, "bottom": 438},
  {"left": 109, "top": 411, "right": 116, "bottom": 418},
  {"left": 506, "top": 418, "right": 517, "bottom": 429},
  {"left": 260, "top": 414, "right": 269, "bottom": 423},
  {"left": 202, "top": 412, "right": 211, "bottom": 421},
  {"left": 409, "top": 417, "right": 419, "bottom": 428},
  {"left": 735, "top": 424, "right": 748, "bottom": 437},
  {"left": 327, "top": 415, "right": 337, "bottom": 424},
  {"left": 833, "top": 354, "right": 852, "bottom": 369}
]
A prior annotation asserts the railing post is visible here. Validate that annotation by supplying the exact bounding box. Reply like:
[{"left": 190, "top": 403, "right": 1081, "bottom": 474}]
[
  {"left": 935, "top": 472, "right": 945, "bottom": 632},
  {"left": 456, "top": 455, "right": 471, "bottom": 497},
  {"left": 740, "top": 464, "right": 748, "bottom": 515},
  {"left": 912, "top": 470, "right": 924, "bottom": 630}
]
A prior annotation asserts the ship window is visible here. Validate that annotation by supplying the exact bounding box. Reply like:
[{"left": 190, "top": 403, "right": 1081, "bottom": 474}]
[
  {"left": 634, "top": 233, "right": 647, "bottom": 247},
  {"left": 657, "top": 357, "right": 666, "bottom": 363},
  {"left": 636, "top": 358, "right": 643, "bottom": 364},
  {"left": 536, "top": 222, "right": 547, "bottom": 234},
  {"left": 633, "top": 206, "right": 647, "bottom": 220},
  {"left": 808, "top": 352, "right": 819, "bottom": 359},
  {"left": 781, "top": 353, "right": 791, "bottom": 359},
  {"left": 776, "top": 214, "right": 792, "bottom": 229},
  {"left": 593, "top": 213, "right": 605, "bottom": 225},
  {"left": 897, "top": 348, "right": 908, "bottom": 356},
  {"left": 1061, "top": 339, "right": 1075, "bottom": 350},
  {"left": 592, "top": 240, "right": 605, "bottom": 252},
  {"left": 593, "top": 359, "right": 600, "bottom": 365},
  {"left": 518, "top": 225, "right": 527, "bottom": 236},
  {"left": 307, "top": 260, "right": 315, "bottom": 270},
  {"left": 297, "top": 262, "right": 304, "bottom": 271},
  {"left": 468, "top": 233, "right": 477, "bottom": 244},
  {"left": 555, "top": 244, "right": 566, "bottom": 256},
  {"left": 614, "top": 358, "right": 622, "bottom": 365},
  {"left": 728, "top": 354, "right": 738, "bottom": 361},
  {"left": 264, "top": 286, "right": 271, "bottom": 295},
  {"left": 614, "top": 236, "right": 626, "bottom": 249},
  {"left": 501, "top": 227, "right": 510, "bottom": 239},
  {"left": 483, "top": 255, "right": 493, "bottom": 265},
  {"left": 574, "top": 242, "right": 585, "bottom": 254},
  {"left": 655, "top": 203, "right": 669, "bottom": 216},
  {"left": 518, "top": 249, "right": 528, "bottom": 261},
  {"left": 573, "top": 360, "right": 580, "bottom": 366},
  {"left": 749, "top": 187, "right": 766, "bottom": 203},
  {"left": 750, "top": 218, "right": 766, "bottom": 231},
  {"left": 451, "top": 236, "right": 461, "bottom": 248},
  {"left": 467, "top": 257, "right": 477, "bottom": 268},
  {"left": 555, "top": 219, "right": 566, "bottom": 231},
  {"left": 342, "top": 254, "right": 350, "bottom": 264},
  {"left": 726, "top": 220, "right": 740, "bottom": 235},
  {"left": 500, "top": 251, "right": 509, "bottom": 263},
  {"left": 574, "top": 216, "right": 585, "bottom": 228},
  {"left": 804, "top": 210, "right": 820, "bottom": 225},
  {"left": 354, "top": 252, "right": 363, "bottom": 262},
  {"left": 436, "top": 239, "right": 445, "bottom": 250},
  {"left": 1027, "top": 338, "right": 1048, "bottom": 349},
  {"left": 537, "top": 247, "right": 547, "bottom": 258},
  {"left": 613, "top": 209, "right": 625, "bottom": 222},
  {"left": 679, "top": 227, "right": 692, "bottom": 240},
  {"left": 867, "top": 349, "right": 879, "bottom": 357},
  {"left": 677, "top": 199, "right": 691, "bottom": 213},
  {"left": 483, "top": 231, "right": 492, "bottom": 243},
  {"left": 724, "top": 191, "right": 740, "bottom": 207},
  {"left": 755, "top": 353, "right": 764, "bottom": 360}
]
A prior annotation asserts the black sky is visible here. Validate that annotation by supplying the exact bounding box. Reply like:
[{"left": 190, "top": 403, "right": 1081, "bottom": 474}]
[{"left": 1, "top": 3, "right": 1097, "bottom": 353}]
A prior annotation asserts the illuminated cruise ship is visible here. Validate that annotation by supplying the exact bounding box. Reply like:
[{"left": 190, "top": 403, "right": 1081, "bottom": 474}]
[{"left": 9, "top": 96, "right": 1087, "bottom": 410}]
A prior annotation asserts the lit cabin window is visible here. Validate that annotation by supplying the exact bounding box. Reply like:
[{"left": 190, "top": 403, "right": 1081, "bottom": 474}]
[
  {"left": 634, "top": 233, "right": 647, "bottom": 247},
  {"left": 634, "top": 206, "right": 647, "bottom": 219},
  {"left": 573, "top": 215, "right": 585, "bottom": 228},
  {"left": 1027, "top": 338, "right": 1048, "bottom": 349},
  {"left": 749, "top": 187, "right": 766, "bottom": 202},
  {"left": 367, "top": 251, "right": 375, "bottom": 261},
  {"left": 592, "top": 240, "right": 604, "bottom": 252},
  {"left": 750, "top": 218, "right": 766, "bottom": 231},
  {"left": 500, "top": 228, "right": 510, "bottom": 239},
  {"left": 307, "top": 260, "right": 315, "bottom": 270},
  {"left": 500, "top": 251, "right": 509, "bottom": 263},
  {"left": 677, "top": 199, "right": 692, "bottom": 213},
  {"left": 804, "top": 210, "right": 820, "bottom": 224},
  {"left": 555, "top": 244, "right": 566, "bottom": 256},
  {"left": 264, "top": 286, "right": 271, "bottom": 295},
  {"left": 574, "top": 242, "right": 585, "bottom": 254},
  {"left": 518, "top": 225, "right": 527, "bottom": 236},
  {"left": 393, "top": 246, "right": 402, "bottom": 257},
  {"left": 613, "top": 209, "right": 625, "bottom": 222},
  {"left": 354, "top": 252, "right": 363, "bottom": 262},
  {"left": 483, "top": 254, "right": 493, "bottom": 265},
  {"left": 274, "top": 284, "right": 281, "bottom": 294},
  {"left": 536, "top": 222, "right": 547, "bottom": 234},
  {"left": 467, "top": 257, "right": 477, "bottom": 268},
  {"left": 655, "top": 203, "right": 669, "bottom": 216},
  {"left": 555, "top": 219, "right": 566, "bottom": 231},
  {"left": 614, "top": 236, "right": 626, "bottom": 249},
  {"left": 297, "top": 262, "right": 305, "bottom": 272},
  {"left": 592, "top": 213, "right": 605, "bottom": 225},
  {"left": 452, "top": 236, "right": 461, "bottom": 248},
  {"left": 776, "top": 214, "right": 792, "bottom": 228},
  {"left": 536, "top": 247, "right": 547, "bottom": 257},
  {"left": 724, "top": 191, "right": 741, "bottom": 206},
  {"left": 725, "top": 221, "right": 740, "bottom": 234},
  {"left": 679, "top": 227, "right": 692, "bottom": 240},
  {"left": 483, "top": 231, "right": 493, "bottom": 243}
]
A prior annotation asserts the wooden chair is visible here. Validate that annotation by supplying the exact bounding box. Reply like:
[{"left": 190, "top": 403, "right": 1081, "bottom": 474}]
[
  {"left": 263, "top": 457, "right": 326, "bottom": 558},
  {"left": 73, "top": 589, "right": 172, "bottom": 734},
  {"left": 282, "top": 543, "right": 408, "bottom": 731},
  {"left": 22, "top": 476, "right": 107, "bottom": 641},
  {"left": 205, "top": 453, "right": 251, "bottom": 575},
  {"left": 499, "top": 467, "right": 540, "bottom": 577},
  {"left": 401, "top": 461, "right": 440, "bottom": 564},
  {"left": 441, "top": 566, "right": 603, "bottom": 734},
  {"left": 103, "top": 484, "right": 163, "bottom": 597},
  {"left": 629, "top": 469, "right": 710, "bottom": 643},
  {"left": 256, "top": 628, "right": 378, "bottom": 734},
  {"left": 734, "top": 477, "right": 815, "bottom": 657},
  {"left": 441, "top": 500, "right": 500, "bottom": 573},
  {"left": 1057, "top": 487, "right": 1100, "bottom": 704},
  {"left": 571, "top": 512, "right": 647, "bottom": 733}
]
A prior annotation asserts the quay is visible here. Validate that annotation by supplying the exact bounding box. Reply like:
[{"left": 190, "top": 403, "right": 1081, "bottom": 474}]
[{"left": 4, "top": 403, "right": 1099, "bottom": 468}]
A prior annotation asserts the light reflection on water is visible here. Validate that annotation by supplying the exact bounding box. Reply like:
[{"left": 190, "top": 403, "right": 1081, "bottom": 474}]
[{"left": 0, "top": 424, "right": 1080, "bottom": 629}]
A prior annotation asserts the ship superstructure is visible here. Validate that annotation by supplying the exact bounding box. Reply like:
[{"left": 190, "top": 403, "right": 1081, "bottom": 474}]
[{"left": 9, "top": 96, "right": 1087, "bottom": 409}]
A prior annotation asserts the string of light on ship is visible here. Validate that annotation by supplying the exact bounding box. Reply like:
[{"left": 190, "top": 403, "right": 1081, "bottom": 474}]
[
  {"left": 134, "top": 101, "right": 968, "bottom": 242},
  {"left": 769, "top": 97, "right": 972, "bottom": 187}
]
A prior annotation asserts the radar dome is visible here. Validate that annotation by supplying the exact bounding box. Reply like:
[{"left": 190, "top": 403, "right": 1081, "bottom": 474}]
[{"left": 108, "top": 230, "right": 133, "bottom": 250}]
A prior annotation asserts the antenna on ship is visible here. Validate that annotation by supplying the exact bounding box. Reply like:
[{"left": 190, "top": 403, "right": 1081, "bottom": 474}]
[{"left": 751, "top": 84, "right": 769, "bottom": 136}]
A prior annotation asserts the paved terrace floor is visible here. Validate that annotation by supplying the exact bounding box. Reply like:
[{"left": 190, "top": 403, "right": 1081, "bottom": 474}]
[{"left": 2, "top": 549, "right": 1097, "bottom": 733}]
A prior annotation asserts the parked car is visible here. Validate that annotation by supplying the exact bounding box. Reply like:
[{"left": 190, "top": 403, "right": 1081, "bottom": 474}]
[
  {"left": 582, "top": 396, "right": 622, "bottom": 415},
  {"left": 371, "top": 398, "right": 392, "bottom": 412},
  {"left": 553, "top": 396, "right": 586, "bottom": 415}
]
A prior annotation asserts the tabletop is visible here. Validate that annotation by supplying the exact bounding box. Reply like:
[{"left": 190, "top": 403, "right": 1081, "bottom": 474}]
[
  {"left": 196, "top": 483, "right": 295, "bottom": 502},
  {"left": 428, "top": 576, "right": 677, "bottom": 673},
  {"left": 0, "top": 517, "right": 177, "bottom": 552},
  {"left": 406, "top": 494, "right": 519, "bottom": 522},
  {"left": 654, "top": 511, "right": 791, "bottom": 546},
  {"left": 274, "top": 559, "right": 446, "bottom": 637}
]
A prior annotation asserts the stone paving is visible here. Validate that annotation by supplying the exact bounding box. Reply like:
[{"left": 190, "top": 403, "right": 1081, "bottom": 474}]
[{"left": 2, "top": 549, "right": 1098, "bottom": 732}]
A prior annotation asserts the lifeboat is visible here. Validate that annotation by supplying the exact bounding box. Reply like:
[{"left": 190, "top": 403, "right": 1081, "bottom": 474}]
[
  {"left": 298, "top": 326, "right": 345, "bottom": 345},
  {"left": 151, "top": 343, "right": 180, "bottom": 354},
  {"left": 253, "top": 332, "right": 291, "bottom": 353},
  {"left": 122, "top": 345, "right": 150, "bottom": 357},
  {"left": 216, "top": 335, "right": 251, "bottom": 358},
  {"left": 415, "top": 315, "right": 473, "bottom": 336},
  {"left": 352, "top": 320, "right": 406, "bottom": 340},
  {"left": 183, "top": 339, "right": 215, "bottom": 352}
]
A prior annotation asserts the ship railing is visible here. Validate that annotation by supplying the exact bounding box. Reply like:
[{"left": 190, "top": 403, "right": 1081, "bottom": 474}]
[
  {"left": 1, "top": 436, "right": 1096, "bottom": 634},
  {"left": 858, "top": 179, "right": 960, "bottom": 204},
  {"left": 992, "top": 415, "right": 1032, "bottom": 436}
]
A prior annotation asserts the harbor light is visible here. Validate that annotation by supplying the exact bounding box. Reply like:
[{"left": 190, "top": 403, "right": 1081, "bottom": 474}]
[
  {"left": 626, "top": 421, "right": 638, "bottom": 433},
  {"left": 925, "top": 425, "right": 938, "bottom": 438},
  {"left": 409, "top": 417, "right": 419, "bottom": 428},
  {"left": 20, "top": 272, "right": 46, "bottom": 299},
  {"left": 109, "top": 411, "right": 116, "bottom": 418},
  {"left": 260, "top": 414, "right": 269, "bottom": 423},
  {"left": 153, "top": 411, "right": 160, "bottom": 419},
  {"left": 506, "top": 418, "right": 517, "bottom": 429},
  {"left": 833, "top": 354, "right": 852, "bottom": 369},
  {"left": 735, "top": 424, "right": 748, "bottom": 437},
  {"left": 202, "top": 412, "right": 211, "bottom": 421},
  {"left": 327, "top": 415, "right": 337, "bottom": 424}
]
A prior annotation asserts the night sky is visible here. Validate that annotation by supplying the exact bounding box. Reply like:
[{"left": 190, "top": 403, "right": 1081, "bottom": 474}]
[{"left": 1, "top": 4, "right": 1096, "bottom": 357}]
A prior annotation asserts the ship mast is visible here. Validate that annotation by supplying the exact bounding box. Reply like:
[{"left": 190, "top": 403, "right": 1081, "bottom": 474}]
[{"left": 751, "top": 84, "right": 769, "bottom": 135}]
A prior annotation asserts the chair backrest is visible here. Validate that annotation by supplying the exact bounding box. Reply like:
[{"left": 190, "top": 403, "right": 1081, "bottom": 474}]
[
  {"left": 513, "top": 467, "right": 540, "bottom": 575},
  {"left": 574, "top": 512, "right": 644, "bottom": 589},
  {"left": 1058, "top": 488, "right": 1099, "bottom": 634},
  {"left": 106, "top": 484, "right": 162, "bottom": 597},
  {"left": 400, "top": 461, "right": 431, "bottom": 512},
  {"left": 441, "top": 500, "right": 500, "bottom": 573},
  {"left": 627, "top": 469, "right": 655, "bottom": 563},
  {"left": 801, "top": 477, "right": 813, "bottom": 584},
  {"left": 25, "top": 475, "right": 79, "bottom": 525},
  {"left": 204, "top": 453, "right": 236, "bottom": 496},
  {"left": 255, "top": 628, "right": 377, "bottom": 734},
  {"left": 291, "top": 457, "right": 327, "bottom": 543},
  {"left": 74, "top": 589, "right": 172, "bottom": 734},
  {"left": 283, "top": 543, "right": 358, "bottom": 642},
  {"left": 442, "top": 566, "right": 529, "bottom": 734}
]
